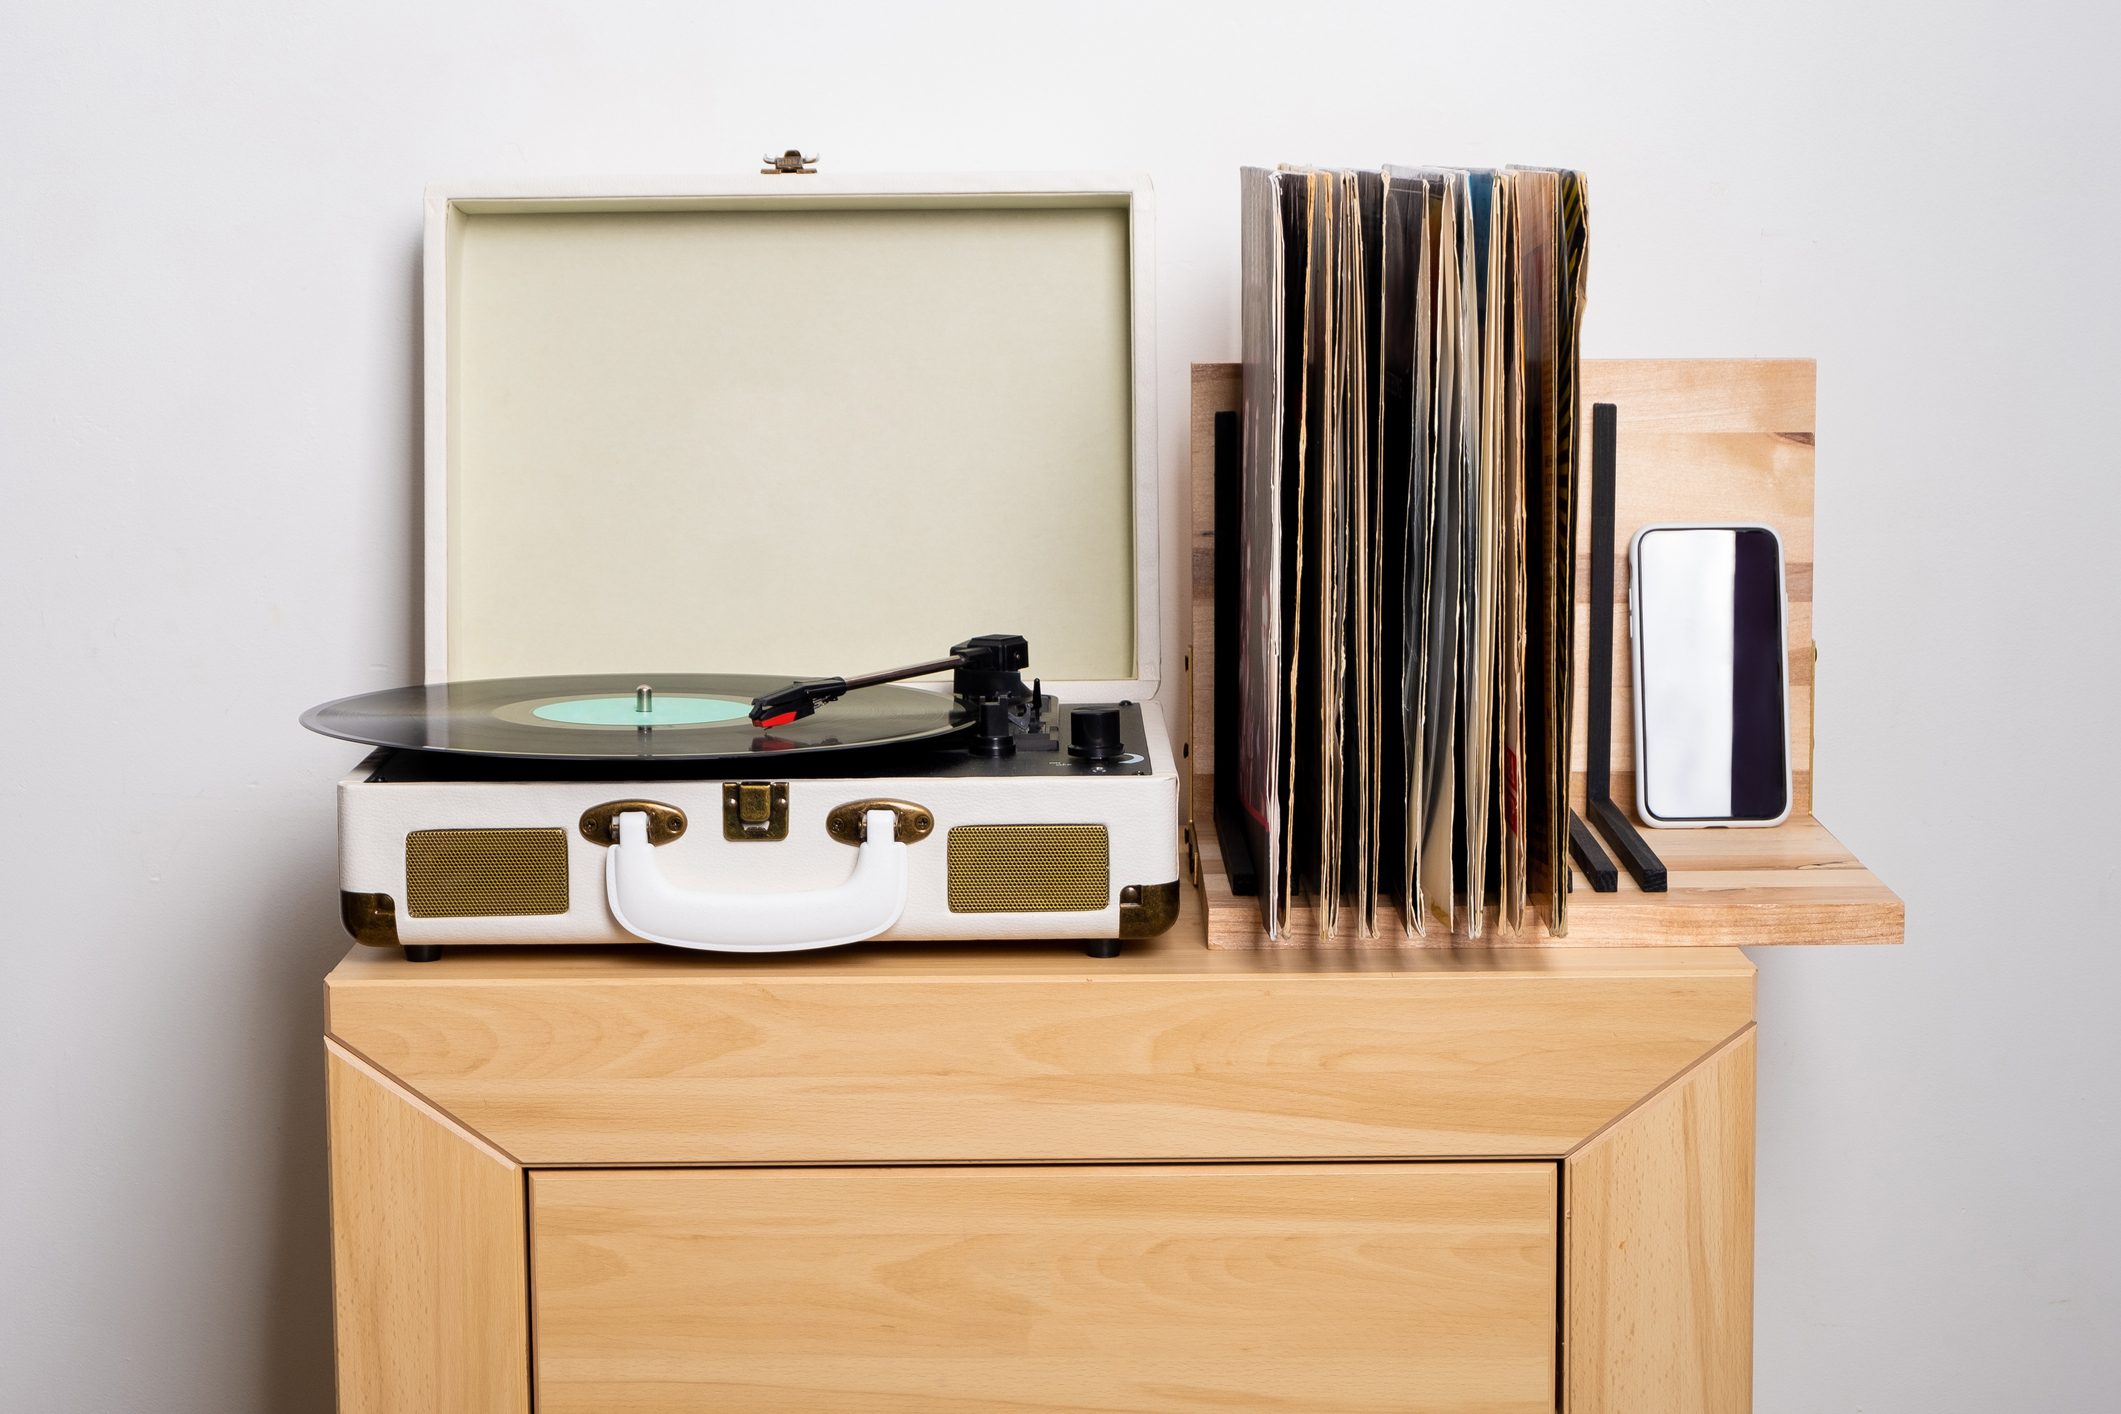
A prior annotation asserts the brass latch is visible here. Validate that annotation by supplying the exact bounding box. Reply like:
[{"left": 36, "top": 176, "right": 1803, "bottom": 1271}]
[
  {"left": 723, "top": 781, "right": 790, "bottom": 841},
  {"left": 762, "top": 149, "right": 818, "bottom": 174}
]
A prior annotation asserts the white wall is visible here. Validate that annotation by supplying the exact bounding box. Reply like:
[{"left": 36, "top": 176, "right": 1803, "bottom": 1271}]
[{"left": 3, "top": 2, "right": 2114, "bottom": 1409}]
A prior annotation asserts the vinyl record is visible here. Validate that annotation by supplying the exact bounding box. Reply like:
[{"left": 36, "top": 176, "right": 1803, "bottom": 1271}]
[{"left": 301, "top": 674, "right": 966, "bottom": 762}]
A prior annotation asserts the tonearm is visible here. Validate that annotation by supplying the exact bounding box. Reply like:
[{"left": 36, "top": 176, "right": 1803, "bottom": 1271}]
[{"left": 748, "top": 634, "right": 1031, "bottom": 728}]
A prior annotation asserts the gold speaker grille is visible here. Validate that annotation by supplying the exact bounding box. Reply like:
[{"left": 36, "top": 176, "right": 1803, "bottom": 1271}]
[
  {"left": 405, "top": 828, "right": 569, "bottom": 918},
  {"left": 947, "top": 824, "right": 1109, "bottom": 913}
]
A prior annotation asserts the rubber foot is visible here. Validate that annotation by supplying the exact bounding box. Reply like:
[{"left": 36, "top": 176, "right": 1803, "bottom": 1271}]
[
  {"left": 402, "top": 944, "right": 443, "bottom": 963},
  {"left": 1083, "top": 938, "right": 1122, "bottom": 959}
]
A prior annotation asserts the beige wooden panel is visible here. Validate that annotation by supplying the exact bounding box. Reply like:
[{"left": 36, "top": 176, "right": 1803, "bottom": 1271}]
[
  {"left": 1565, "top": 1028, "right": 1756, "bottom": 1414},
  {"left": 1577, "top": 358, "right": 1815, "bottom": 431},
  {"left": 1186, "top": 358, "right": 1900, "bottom": 948},
  {"left": 327, "top": 920, "right": 1751, "bottom": 1164},
  {"left": 533, "top": 1162, "right": 1557, "bottom": 1414},
  {"left": 326, "top": 1042, "right": 528, "bottom": 1414},
  {"left": 1570, "top": 375, "right": 1818, "bottom": 817}
]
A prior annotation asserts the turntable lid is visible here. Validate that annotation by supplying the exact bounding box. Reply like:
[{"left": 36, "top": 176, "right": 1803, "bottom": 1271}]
[{"left": 423, "top": 176, "right": 1158, "bottom": 700}]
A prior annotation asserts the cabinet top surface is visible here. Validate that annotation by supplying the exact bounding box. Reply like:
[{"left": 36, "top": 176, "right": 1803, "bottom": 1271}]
[{"left": 326, "top": 894, "right": 1753, "bottom": 989}]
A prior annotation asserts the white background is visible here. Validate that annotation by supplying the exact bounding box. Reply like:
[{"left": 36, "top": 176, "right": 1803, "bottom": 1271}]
[{"left": 4, "top": 2, "right": 2116, "bottom": 1409}]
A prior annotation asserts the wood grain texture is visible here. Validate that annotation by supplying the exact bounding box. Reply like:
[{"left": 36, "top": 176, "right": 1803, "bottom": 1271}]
[
  {"left": 326, "top": 1041, "right": 529, "bottom": 1414},
  {"left": 1565, "top": 1028, "right": 1756, "bottom": 1414},
  {"left": 325, "top": 910, "right": 1753, "bottom": 1165},
  {"left": 1197, "top": 813, "right": 1900, "bottom": 949},
  {"left": 1570, "top": 363, "right": 1816, "bottom": 816},
  {"left": 1186, "top": 358, "right": 1902, "bottom": 948},
  {"left": 1574, "top": 358, "right": 1815, "bottom": 431},
  {"left": 325, "top": 886, "right": 1748, "bottom": 982},
  {"left": 532, "top": 1162, "right": 1557, "bottom": 1414}
]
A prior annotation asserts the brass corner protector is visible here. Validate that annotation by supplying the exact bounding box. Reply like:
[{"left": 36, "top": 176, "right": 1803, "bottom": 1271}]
[
  {"left": 1117, "top": 880, "right": 1181, "bottom": 938},
  {"left": 340, "top": 891, "right": 400, "bottom": 948}
]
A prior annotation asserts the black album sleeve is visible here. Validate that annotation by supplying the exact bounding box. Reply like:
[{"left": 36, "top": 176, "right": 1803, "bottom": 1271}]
[{"left": 1729, "top": 530, "right": 1788, "bottom": 819}]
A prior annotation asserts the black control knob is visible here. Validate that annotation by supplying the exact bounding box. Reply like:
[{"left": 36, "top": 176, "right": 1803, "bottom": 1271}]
[
  {"left": 1068, "top": 705, "right": 1123, "bottom": 762},
  {"left": 969, "top": 698, "right": 1016, "bottom": 757}
]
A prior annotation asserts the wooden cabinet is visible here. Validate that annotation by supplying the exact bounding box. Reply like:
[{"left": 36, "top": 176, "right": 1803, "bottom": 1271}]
[
  {"left": 319, "top": 356, "right": 1903, "bottom": 1410},
  {"left": 325, "top": 911, "right": 1757, "bottom": 1413}
]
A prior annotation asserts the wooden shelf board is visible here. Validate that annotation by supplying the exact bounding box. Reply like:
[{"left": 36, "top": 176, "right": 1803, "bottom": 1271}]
[
  {"left": 1192, "top": 807, "right": 1901, "bottom": 950},
  {"left": 1186, "top": 358, "right": 1902, "bottom": 950}
]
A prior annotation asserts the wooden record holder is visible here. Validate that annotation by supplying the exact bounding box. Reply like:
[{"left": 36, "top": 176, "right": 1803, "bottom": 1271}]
[{"left": 1184, "top": 358, "right": 1903, "bottom": 948}]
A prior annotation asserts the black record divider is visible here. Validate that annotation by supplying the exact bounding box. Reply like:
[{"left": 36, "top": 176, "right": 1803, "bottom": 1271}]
[
  {"left": 1210, "top": 410, "right": 1260, "bottom": 896},
  {"left": 1584, "top": 402, "right": 1667, "bottom": 891},
  {"left": 1569, "top": 814, "right": 1619, "bottom": 892}
]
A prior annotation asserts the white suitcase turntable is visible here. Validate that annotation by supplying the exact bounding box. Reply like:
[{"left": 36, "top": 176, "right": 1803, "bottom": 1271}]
[{"left": 305, "top": 172, "right": 1178, "bottom": 959}]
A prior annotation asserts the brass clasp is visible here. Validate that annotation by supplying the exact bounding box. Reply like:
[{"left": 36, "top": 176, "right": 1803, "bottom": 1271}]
[{"left": 723, "top": 781, "right": 790, "bottom": 841}]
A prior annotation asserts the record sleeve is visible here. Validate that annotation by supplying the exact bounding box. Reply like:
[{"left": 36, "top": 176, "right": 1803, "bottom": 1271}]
[{"left": 1238, "top": 166, "right": 1291, "bottom": 939}]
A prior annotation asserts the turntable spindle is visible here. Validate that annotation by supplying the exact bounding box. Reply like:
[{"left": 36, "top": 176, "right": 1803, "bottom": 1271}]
[{"left": 635, "top": 684, "right": 653, "bottom": 714}]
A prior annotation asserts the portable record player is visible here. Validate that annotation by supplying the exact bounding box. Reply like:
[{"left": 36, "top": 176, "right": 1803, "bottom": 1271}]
[{"left": 308, "top": 172, "right": 1176, "bottom": 959}]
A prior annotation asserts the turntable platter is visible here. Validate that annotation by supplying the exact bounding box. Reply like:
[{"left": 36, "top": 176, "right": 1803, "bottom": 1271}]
[{"left": 300, "top": 673, "right": 965, "bottom": 763}]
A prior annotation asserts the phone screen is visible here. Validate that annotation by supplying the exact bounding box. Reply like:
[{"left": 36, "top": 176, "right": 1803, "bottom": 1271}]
[{"left": 1634, "top": 526, "right": 1789, "bottom": 824}]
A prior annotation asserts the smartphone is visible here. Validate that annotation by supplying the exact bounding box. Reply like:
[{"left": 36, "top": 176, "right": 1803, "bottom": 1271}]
[{"left": 1629, "top": 524, "right": 1791, "bottom": 828}]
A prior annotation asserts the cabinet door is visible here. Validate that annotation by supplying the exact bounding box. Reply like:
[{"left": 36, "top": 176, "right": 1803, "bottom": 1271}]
[{"left": 532, "top": 1162, "right": 1557, "bottom": 1414}]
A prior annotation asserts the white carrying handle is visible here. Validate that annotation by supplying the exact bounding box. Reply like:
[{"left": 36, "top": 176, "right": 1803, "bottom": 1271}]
[{"left": 605, "top": 808, "right": 908, "bottom": 953}]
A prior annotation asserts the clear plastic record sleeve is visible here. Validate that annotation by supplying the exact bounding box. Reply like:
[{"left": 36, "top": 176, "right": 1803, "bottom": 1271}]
[
  {"left": 1416, "top": 170, "right": 1469, "bottom": 937},
  {"left": 1275, "top": 174, "right": 1314, "bottom": 934},
  {"left": 1324, "top": 169, "right": 1367, "bottom": 937},
  {"left": 1310, "top": 168, "right": 1347, "bottom": 938},
  {"left": 1507, "top": 166, "right": 1571, "bottom": 935},
  {"left": 1353, "top": 168, "right": 1386, "bottom": 935},
  {"left": 1374, "top": 170, "right": 1425, "bottom": 934},
  {"left": 1496, "top": 180, "right": 1530, "bottom": 933},
  {"left": 1460, "top": 171, "right": 1505, "bottom": 939},
  {"left": 1553, "top": 168, "right": 1590, "bottom": 935},
  {"left": 1274, "top": 168, "right": 1323, "bottom": 926},
  {"left": 1259, "top": 166, "right": 1357, "bottom": 940},
  {"left": 1237, "top": 167, "right": 1288, "bottom": 937},
  {"left": 1385, "top": 165, "right": 1453, "bottom": 937},
  {"left": 1313, "top": 169, "right": 1347, "bottom": 930},
  {"left": 1237, "top": 166, "right": 1359, "bottom": 940}
]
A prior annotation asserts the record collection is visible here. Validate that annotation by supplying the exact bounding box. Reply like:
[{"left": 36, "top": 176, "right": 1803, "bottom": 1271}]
[{"left": 1236, "top": 164, "right": 1589, "bottom": 940}]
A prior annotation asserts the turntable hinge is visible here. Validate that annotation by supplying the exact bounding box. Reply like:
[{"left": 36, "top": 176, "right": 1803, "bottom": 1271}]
[
  {"left": 724, "top": 781, "right": 791, "bottom": 841},
  {"left": 762, "top": 149, "right": 818, "bottom": 174}
]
